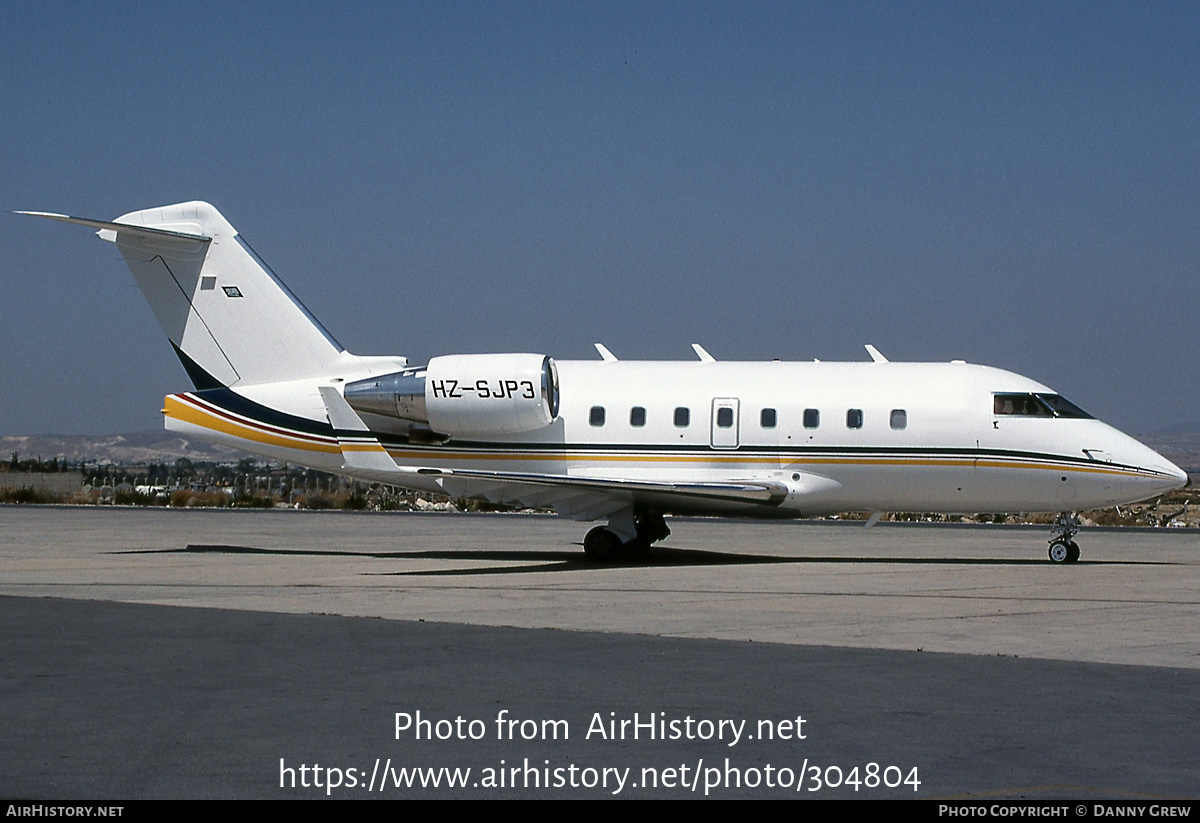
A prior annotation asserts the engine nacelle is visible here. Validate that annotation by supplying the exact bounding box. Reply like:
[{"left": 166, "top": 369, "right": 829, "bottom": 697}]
[{"left": 344, "top": 353, "right": 559, "bottom": 437}]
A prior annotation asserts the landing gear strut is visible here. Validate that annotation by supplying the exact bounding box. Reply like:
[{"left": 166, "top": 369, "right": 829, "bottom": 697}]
[
  {"left": 582, "top": 511, "right": 671, "bottom": 563},
  {"left": 1047, "top": 512, "right": 1081, "bottom": 564}
]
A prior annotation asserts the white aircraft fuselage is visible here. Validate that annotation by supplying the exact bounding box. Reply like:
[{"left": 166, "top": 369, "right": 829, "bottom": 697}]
[
  {"left": 164, "top": 358, "right": 1182, "bottom": 518},
  {"left": 22, "top": 201, "right": 1188, "bottom": 562}
]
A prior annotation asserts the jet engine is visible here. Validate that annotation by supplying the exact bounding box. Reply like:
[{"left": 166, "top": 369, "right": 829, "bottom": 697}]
[{"left": 343, "top": 353, "right": 559, "bottom": 437}]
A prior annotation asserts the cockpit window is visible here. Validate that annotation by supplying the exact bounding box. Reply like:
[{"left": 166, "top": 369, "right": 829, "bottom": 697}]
[
  {"left": 993, "top": 393, "right": 1093, "bottom": 419},
  {"left": 993, "top": 394, "right": 1051, "bottom": 416},
  {"left": 1037, "top": 394, "right": 1092, "bottom": 419}
]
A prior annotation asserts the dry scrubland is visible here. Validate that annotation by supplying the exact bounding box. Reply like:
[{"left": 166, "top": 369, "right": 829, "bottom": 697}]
[
  {"left": 3, "top": 431, "right": 1197, "bottom": 524},
  {"left": 2, "top": 479, "right": 1197, "bottom": 528}
]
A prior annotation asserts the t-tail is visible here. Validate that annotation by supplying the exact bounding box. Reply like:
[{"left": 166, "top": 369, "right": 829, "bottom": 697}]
[{"left": 19, "top": 201, "right": 348, "bottom": 389}]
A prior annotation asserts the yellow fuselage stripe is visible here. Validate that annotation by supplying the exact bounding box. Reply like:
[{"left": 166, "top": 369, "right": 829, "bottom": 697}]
[{"left": 164, "top": 395, "right": 341, "bottom": 454}]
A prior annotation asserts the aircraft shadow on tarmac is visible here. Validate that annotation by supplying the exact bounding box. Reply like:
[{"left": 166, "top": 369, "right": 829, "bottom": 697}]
[{"left": 110, "top": 544, "right": 1170, "bottom": 577}]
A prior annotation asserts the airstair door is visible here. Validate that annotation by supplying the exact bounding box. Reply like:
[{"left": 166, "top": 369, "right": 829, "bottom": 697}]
[{"left": 710, "top": 398, "right": 740, "bottom": 449}]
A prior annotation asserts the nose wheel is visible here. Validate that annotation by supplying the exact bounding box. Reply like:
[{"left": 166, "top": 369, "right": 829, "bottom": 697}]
[
  {"left": 1048, "top": 513, "right": 1082, "bottom": 564},
  {"left": 1048, "top": 538, "right": 1080, "bottom": 564}
]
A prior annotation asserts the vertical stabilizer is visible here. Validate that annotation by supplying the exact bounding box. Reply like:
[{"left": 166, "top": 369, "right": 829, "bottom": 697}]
[{"left": 93, "top": 202, "right": 343, "bottom": 388}]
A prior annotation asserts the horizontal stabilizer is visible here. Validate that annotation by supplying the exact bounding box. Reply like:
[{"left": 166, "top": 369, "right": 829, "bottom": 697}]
[{"left": 16, "top": 211, "right": 211, "bottom": 243}]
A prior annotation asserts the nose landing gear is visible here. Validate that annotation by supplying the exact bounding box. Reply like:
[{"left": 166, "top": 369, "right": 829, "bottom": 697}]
[{"left": 1048, "top": 512, "right": 1081, "bottom": 564}]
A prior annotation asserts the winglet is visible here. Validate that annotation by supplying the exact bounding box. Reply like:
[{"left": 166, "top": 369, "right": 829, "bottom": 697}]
[
  {"left": 864, "top": 344, "right": 888, "bottom": 363},
  {"left": 692, "top": 343, "right": 716, "bottom": 362},
  {"left": 318, "top": 386, "right": 399, "bottom": 473},
  {"left": 594, "top": 343, "right": 618, "bottom": 362},
  {"left": 319, "top": 385, "right": 370, "bottom": 431},
  {"left": 865, "top": 511, "right": 885, "bottom": 527}
]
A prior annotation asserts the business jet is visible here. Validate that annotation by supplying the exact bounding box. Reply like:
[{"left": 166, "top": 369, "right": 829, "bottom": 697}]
[{"left": 20, "top": 202, "right": 1189, "bottom": 564}]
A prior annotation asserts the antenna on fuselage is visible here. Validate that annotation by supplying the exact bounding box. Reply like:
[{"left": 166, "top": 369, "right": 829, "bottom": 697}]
[{"left": 594, "top": 343, "right": 618, "bottom": 362}]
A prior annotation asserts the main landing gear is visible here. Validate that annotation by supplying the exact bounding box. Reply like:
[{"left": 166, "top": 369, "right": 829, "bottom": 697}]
[
  {"left": 582, "top": 510, "right": 671, "bottom": 563},
  {"left": 1047, "top": 512, "right": 1081, "bottom": 564}
]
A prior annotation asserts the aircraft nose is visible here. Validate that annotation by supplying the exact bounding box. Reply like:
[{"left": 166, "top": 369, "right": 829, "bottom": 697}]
[
  {"left": 1122, "top": 435, "right": 1189, "bottom": 496},
  {"left": 1162, "top": 461, "right": 1190, "bottom": 492}
]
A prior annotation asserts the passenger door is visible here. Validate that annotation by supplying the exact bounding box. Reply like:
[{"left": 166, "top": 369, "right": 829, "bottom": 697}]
[{"left": 710, "top": 398, "right": 740, "bottom": 449}]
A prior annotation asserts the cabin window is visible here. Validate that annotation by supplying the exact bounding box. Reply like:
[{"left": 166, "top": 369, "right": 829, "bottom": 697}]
[
  {"left": 803, "top": 408, "right": 819, "bottom": 429},
  {"left": 846, "top": 409, "right": 863, "bottom": 429},
  {"left": 589, "top": 406, "right": 605, "bottom": 427},
  {"left": 716, "top": 407, "right": 734, "bottom": 428},
  {"left": 760, "top": 408, "right": 777, "bottom": 428},
  {"left": 890, "top": 409, "right": 907, "bottom": 430},
  {"left": 674, "top": 407, "right": 690, "bottom": 427},
  {"left": 630, "top": 407, "right": 646, "bottom": 427}
]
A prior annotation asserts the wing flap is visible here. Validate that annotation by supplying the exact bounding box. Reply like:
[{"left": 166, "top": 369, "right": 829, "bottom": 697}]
[
  {"left": 423, "top": 467, "right": 787, "bottom": 505},
  {"left": 433, "top": 473, "right": 629, "bottom": 519}
]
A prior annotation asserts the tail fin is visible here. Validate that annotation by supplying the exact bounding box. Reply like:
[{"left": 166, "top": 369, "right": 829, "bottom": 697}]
[{"left": 21, "top": 201, "right": 344, "bottom": 388}]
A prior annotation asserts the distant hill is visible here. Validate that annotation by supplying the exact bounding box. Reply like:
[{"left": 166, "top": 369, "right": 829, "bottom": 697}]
[
  {"left": 0, "top": 433, "right": 254, "bottom": 465},
  {"left": 1138, "top": 431, "right": 1200, "bottom": 474}
]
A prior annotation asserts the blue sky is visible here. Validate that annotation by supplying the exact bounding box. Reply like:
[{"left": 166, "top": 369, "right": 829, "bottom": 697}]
[{"left": 2, "top": 1, "right": 1196, "bottom": 436}]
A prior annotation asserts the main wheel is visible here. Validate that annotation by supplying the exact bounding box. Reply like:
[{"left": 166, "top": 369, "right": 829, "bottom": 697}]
[
  {"left": 1048, "top": 539, "right": 1070, "bottom": 564},
  {"left": 1065, "top": 540, "right": 1080, "bottom": 563},
  {"left": 583, "top": 526, "right": 622, "bottom": 563},
  {"left": 624, "top": 536, "right": 651, "bottom": 558}
]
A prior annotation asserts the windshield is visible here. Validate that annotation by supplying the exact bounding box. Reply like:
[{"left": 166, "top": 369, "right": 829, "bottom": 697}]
[{"left": 993, "top": 393, "right": 1093, "bottom": 419}]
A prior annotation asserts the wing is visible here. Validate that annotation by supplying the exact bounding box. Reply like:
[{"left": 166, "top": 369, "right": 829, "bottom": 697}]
[
  {"left": 408, "top": 467, "right": 788, "bottom": 519},
  {"left": 319, "top": 387, "right": 789, "bottom": 520}
]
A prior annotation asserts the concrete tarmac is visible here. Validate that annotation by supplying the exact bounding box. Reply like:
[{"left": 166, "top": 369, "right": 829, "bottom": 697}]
[{"left": 2, "top": 506, "right": 1198, "bottom": 798}]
